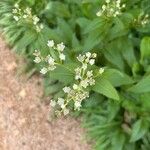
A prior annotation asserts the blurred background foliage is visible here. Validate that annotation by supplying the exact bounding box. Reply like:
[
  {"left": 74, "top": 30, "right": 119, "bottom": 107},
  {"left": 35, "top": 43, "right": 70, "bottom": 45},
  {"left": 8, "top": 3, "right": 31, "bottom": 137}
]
[{"left": 0, "top": 0, "right": 150, "bottom": 149}]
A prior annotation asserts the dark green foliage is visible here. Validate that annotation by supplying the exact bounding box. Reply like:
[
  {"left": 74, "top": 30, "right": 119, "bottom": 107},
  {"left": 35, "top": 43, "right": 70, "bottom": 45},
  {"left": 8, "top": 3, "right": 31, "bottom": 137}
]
[{"left": 0, "top": 0, "right": 150, "bottom": 149}]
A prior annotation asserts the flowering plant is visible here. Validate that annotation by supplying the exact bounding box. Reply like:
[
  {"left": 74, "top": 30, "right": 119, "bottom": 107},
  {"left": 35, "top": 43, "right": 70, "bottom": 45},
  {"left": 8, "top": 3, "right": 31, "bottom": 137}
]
[
  {"left": 33, "top": 40, "right": 105, "bottom": 115},
  {"left": 12, "top": 3, "right": 43, "bottom": 32},
  {"left": 1, "top": 0, "right": 150, "bottom": 149}
]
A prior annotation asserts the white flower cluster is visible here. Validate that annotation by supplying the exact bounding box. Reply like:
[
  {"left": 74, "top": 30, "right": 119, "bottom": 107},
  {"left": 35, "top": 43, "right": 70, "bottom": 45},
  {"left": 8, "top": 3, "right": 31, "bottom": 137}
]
[
  {"left": 50, "top": 52, "right": 104, "bottom": 116},
  {"left": 96, "top": 0, "right": 126, "bottom": 18},
  {"left": 135, "top": 13, "right": 149, "bottom": 27},
  {"left": 12, "top": 3, "right": 43, "bottom": 32},
  {"left": 33, "top": 40, "right": 66, "bottom": 74}
]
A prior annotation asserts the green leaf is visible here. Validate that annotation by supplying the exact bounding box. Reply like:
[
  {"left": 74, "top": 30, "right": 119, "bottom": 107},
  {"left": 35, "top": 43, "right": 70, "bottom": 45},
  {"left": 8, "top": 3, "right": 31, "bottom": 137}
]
[
  {"left": 45, "top": 1, "right": 70, "bottom": 18},
  {"left": 120, "top": 38, "right": 136, "bottom": 67},
  {"left": 57, "top": 18, "right": 73, "bottom": 44},
  {"left": 84, "top": 18, "right": 106, "bottom": 34},
  {"left": 48, "top": 63, "right": 77, "bottom": 84},
  {"left": 93, "top": 77, "right": 119, "bottom": 100},
  {"left": 140, "top": 37, "right": 150, "bottom": 61},
  {"left": 103, "top": 69, "right": 134, "bottom": 87},
  {"left": 130, "top": 119, "right": 148, "bottom": 142},
  {"left": 14, "top": 30, "right": 37, "bottom": 53},
  {"left": 108, "top": 17, "right": 128, "bottom": 41},
  {"left": 103, "top": 47, "right": 125, "bottom": 70},
  {"left": 128, "top": 75, "right": 150, "bottom": 93},
  {"left": 111, "top": 131, "right": 126, "bottom": 150}
]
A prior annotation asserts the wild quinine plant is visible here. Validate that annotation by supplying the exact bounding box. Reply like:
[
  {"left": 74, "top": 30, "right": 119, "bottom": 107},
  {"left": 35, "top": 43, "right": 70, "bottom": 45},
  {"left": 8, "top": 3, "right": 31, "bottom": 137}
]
[
  {"left": 12, "top": 3, "right": 43, "bottom": 32},
  {"left": 96, "top": 0, "right": 126, "bottom": 18},
  {"left": 134, "top": 13, "right": 150, "bottom": 27},
  {"left": 1, "top": 0, "right": 150, "bottom": 149},
  {"left": 33, "top": 40, "right": 104, "bottom": 115}
]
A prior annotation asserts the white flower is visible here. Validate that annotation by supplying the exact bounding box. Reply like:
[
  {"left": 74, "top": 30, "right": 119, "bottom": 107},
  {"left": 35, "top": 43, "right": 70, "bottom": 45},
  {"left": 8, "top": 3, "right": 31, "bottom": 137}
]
[
  {"left": 48, "top": 56, "right": 55, "bottom": 65},
  {"left": 73, "top": 84, "right": 78, "bottom": 90},
  {"left": 34, "top": 57, "right": 41, "bottom": 63},
  {"left": 115, "top": 11, "right": 120, "bottom": 16},
  {"left": 122, "top": 4, "right": 126, "bottom": 8},
  {"left": 92, "top": 53, "right": 97, "bottom": 58},
  {"left": 86, "top": 52, "right": 91, "bottom": 58},
  {"left": 63, "top": 108, "right": 69, "bottom": 115},
  {"left": 13, "top": 16, "right": 19, "bottom": 21},
  {"left": 99, "top": 68, "right": 105, "bottom": 74},
  {"left": 80, "top": 80, "right": 89, "bottom": 88},
  {"left": 40, "top": 67, "right": 47, "bottom": 74},
  {"left": 87, "top": 70, "right": 93, "bottom": 77},
  {"left": 75, "top": 75, "right": 82, "bottom": 80},
  {"left": 89, "top": 59, "right": 95, "bottom": 65},
  {"left": 89, "top": 79, "right": 95, "bottom": 86},
  {"left": 63, "top": 87, "right": 71, "bottom": 93},
  {"left": 59, "top": 53, "right": 66, "bottom": 60},
  {"left": 50, "top": 100, "right": 56, "bottom": 107},
  {"left": 33, "top": 16, "right": 40, "bottom": 25},
  {"left": 23, "top": 15, "right": 27, "bottom": 18},
  {"left": 96, "top": 11, "right": 102, "bottom": 17},
  {"left": 14, "top": 3, "right": 19, "bottom": 8},
  {"left": 77, "top": 54, "right": 85, "bottom": 62},
  {"left": 25, "top": 7, "right": 31, "bottom": 15},
  {"left": 57, "top": 98, "right": 64, "bottom": 106},
  {"left": 47, "top": 40, "right": 54, "bottom": 48},
  {"left": 12, "top": 9, "right": 18, "bottom": 14},
  {"left": 40, "top": 24, "right": 44, "bottom": 29},
  {"left": 106, "top": 0, "right": 110, "bottom": 3},
  {"left": 74, "top": 101, "right": 81, "bottom": 110},
  {"left": 57, "top": 42, "right": 65, "bottom": 52},
  {"left": 102, "top": 5, "right": 106, "bottom": 10}
]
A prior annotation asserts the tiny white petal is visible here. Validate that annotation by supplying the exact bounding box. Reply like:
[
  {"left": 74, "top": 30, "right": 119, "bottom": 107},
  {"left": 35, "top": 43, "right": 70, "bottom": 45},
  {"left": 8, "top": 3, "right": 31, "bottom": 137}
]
[
  {"left": 14, "top": 3, "right": 19, "bottom": 8},
  {"left": 23, "top": 15, "right": 27, "bottom": 18},
  {"left": 80, "top": 80, "right": 89, "bottom": 88},
  {"left": 86, "top": 52, "right": 91, "bottom": 58},
  {"left": 57, "top": 42, "right": 65, "bottom": 52},
  {"left": 47, "top": 40, "right": 54, "bottom": 48},
  {"left": 99, "top": 68, "right": 105, "bottom": 74},
  {"left": 87, "top": 70, "right": 93, "bottom": 77},
  {"left": 102, "top": 5, "right": 106, "bottom": 10},
  {"left": 106, "top": 0, "right": 110, "bottom": 3},
  {"left": 96, "top": 11, "right": 102, "bottom": 17},
  {"left": 13, "top": 16, "right": 19, "bottom": 21},
  {"left": 89, "top": 59, "right": 95, "bottom": 65},
  {"left": 73, "top": 84, "right": 78, "bottom": 90},
  {"left": 40, "top": 67, "right": 48, "bottom": 74},
  {"left": 63, "top": 87, "right": 71, "bottom": 93},
  {"left": 74, "top": 101, "right": 82, "bottom": 110},
  {"left": 50, "top": 100, "right": 56, "bottom": 107},
  {"left": 59, "top": 53, "right": 65, "bottom": 60},
  {"left": 12, "top": 9, "right": 18, "bottom": 14},
  {"left": 34, "top": 57, "right": 41, "bottom": 63},
  {"left": 63, "top": 108, "right": 69, "bottom": 115},
  {"left": 57, "top": 98, "right": 64, "bottom": 106},
  {"left": 48, "top": 56, "right": 55, "bottom": 65}
]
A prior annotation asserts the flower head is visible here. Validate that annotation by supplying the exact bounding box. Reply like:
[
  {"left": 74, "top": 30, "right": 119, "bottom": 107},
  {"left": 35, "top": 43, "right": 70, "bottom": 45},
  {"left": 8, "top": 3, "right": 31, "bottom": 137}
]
[
  {"left": 40, "top": 67, "right": 48, "bottom": 74},
  {"left": 57, "top": 42, "right": 65, "bottom": 52},
  {"left": 96, "top": 0, "right": 126, "bottom": 18},
  {"left": 12, "top": 4, "right": 43, "bottom": 32},
  {"left": 47, "top": 40, "right": 54, "bottom": 48}
]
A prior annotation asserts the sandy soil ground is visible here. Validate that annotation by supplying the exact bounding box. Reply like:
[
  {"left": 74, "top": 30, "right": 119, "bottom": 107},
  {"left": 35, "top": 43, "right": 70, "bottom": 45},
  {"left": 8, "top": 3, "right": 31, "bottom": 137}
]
[{"left": 0, "top": 36, "right": 91, "bottom": 150}]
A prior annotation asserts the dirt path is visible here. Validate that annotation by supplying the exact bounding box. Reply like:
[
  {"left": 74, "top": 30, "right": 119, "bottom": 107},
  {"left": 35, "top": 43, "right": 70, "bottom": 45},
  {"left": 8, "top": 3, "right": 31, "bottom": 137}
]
[{"left": 0, "top": 37, "right": 90, "bottom": 150}]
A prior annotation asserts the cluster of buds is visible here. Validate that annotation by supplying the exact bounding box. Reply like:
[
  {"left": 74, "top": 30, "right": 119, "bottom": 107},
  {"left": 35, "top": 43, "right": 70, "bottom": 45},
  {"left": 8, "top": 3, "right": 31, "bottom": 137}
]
[
  {"left": 96, "top": 0, "right": 126, "bottom": 18},
  {"left": 33, "top": 40, "right": 65, "bottom": 74},
  {"left": 134, "top": 13, "right": 149, "bottom": 27},
  {"left": 12, "top": 3, "right": 43, "bottom": 32},
  {"left": 50, "top": 52, "right": 104, "bottom": 116}
]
